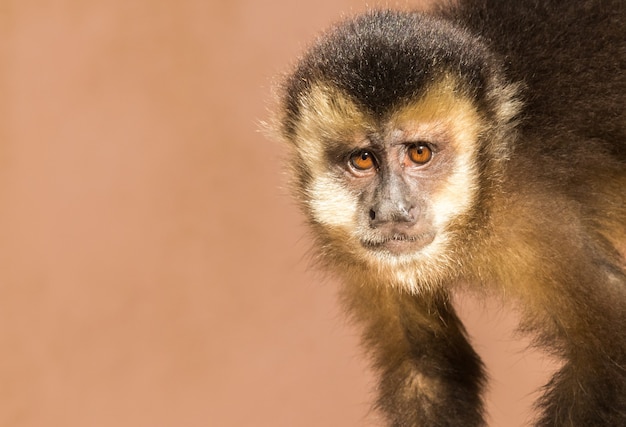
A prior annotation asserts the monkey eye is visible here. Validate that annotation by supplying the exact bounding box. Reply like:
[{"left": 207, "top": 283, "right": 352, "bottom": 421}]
[
  {"left": 349, "top": 150, "right": 377, "bottom": 171},
  {"left": 407, "top": 143, "right": 432, "bottom": 165}
]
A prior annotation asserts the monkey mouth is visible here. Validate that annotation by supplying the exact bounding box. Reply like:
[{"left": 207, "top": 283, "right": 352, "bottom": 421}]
[{"left": 361, "top": 233, "right": 435, "bottom": 255}]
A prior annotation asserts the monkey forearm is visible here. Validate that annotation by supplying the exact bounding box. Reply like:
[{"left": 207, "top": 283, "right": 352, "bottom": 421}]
[
  {"left": 538, "top": 361, "right": 626, "bottom": 427},
  {"left": 346, "top": 286, "right": 486, "bottom": 426},
  {"left": 377, "top": 357, "right": 485, "bottom": 427},
  {"left": 534, "top": 281, "right": 626, "bottom": 426}
]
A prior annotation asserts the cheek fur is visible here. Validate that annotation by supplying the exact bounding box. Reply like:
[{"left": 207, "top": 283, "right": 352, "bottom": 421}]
[
  {"left": 430, "top": 149, "right": 478, "bottom": 230},
  {"left": 308, "top": 174, "right": 359, "bottom": 229}
]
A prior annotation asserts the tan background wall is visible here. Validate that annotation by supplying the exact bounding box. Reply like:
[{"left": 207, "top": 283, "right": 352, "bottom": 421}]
[{"left": 0, "top": 1, "right": 555, "bottom": 426}]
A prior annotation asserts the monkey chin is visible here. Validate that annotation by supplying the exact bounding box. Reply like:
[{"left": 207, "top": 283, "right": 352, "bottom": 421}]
[
  {"left": 360, "top": 232, "right": 436, "bottom": 256},
  {"left": 350, "top": 231, "right": 453, "bottom": 294}
]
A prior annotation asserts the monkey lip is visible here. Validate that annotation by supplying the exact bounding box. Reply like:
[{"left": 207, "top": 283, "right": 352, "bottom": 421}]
[{"left": 361, "top": 233, "right": 435, "bottom": 255}]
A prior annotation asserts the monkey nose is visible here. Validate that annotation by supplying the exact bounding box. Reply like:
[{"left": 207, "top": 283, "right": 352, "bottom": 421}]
[{"left": 369, "top": 204, "right": 418, "bottom": 228}]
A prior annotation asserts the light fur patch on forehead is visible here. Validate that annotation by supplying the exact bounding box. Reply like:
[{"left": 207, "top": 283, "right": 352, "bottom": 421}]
[
  {"left": 292, "top": 84, "right": 375, "bottom": 168},
  {"left": 389, "top": 76, "right": 483, "bottom": 141}
]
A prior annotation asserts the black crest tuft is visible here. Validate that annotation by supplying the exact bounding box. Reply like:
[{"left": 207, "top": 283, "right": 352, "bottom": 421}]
[{"left": 282, "top": 10, "right": 501, "bottom": 135}]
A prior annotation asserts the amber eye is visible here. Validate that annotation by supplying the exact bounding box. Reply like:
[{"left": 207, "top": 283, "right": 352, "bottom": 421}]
[
  {"left": 349, "top": 150, "right": 376, "bottom": 171},
  {"left": 407, "top": 143, "right": 432, "bottom": 165}
]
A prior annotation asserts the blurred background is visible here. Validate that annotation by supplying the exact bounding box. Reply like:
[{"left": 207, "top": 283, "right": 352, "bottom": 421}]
[{"left": 0, "top": 1, "right": 556, "bottom": 426}]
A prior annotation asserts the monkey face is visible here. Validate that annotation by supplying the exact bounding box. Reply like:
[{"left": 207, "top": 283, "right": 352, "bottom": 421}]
[{"left": 288, "top": 78, "right": 485, "bottom": 290}]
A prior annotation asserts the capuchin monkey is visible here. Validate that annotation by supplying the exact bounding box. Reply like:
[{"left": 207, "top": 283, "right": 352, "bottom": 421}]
[{"left": 271, "top": 0, "right": 626, "bottom": 425}]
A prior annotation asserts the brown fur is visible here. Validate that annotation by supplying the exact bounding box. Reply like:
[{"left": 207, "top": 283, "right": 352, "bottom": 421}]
[{"left": 271, "top": 1, "right": 626, "bottom": 425}]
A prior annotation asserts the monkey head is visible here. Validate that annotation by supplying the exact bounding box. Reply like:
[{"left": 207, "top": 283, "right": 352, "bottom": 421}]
[{"left": 274, "top": 11, "right": 520, "bottom": 292}]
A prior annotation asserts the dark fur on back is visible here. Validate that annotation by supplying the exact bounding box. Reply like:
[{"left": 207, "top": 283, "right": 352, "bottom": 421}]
[{"left": 442, "top": 0, "right": 626, "bottom": 152}]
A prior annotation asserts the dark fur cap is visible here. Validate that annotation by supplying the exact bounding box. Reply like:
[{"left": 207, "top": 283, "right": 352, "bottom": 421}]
[{"left": 281, "top": 10, "right": 504, "bottom": 137}]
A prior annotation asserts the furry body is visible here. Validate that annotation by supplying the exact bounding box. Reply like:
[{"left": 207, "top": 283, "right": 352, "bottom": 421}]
[{"left": 273, "top": 1, "right": 626, "bottom": 425}]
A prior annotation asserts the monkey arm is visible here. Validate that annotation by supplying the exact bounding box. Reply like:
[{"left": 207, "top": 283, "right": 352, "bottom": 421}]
[
  {"left": 528, "top": 254, "right": 626, "bottom": 426},
  {"left": 342, "top": 283, "right": 486, "bottom": 427},
  {"left": 489, "top": 180, "right": 626, "bottom": 426}
]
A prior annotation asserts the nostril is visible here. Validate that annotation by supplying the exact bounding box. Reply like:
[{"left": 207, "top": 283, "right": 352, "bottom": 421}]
[
  {"left": 401, "top": 206, "right": 418, "bottom": 224},
  {"left": 404, "top": 206, "right": 416, "bottom": 223},
  {"left": 369, "top": 209, "right": 376, "bottom": 221}
]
